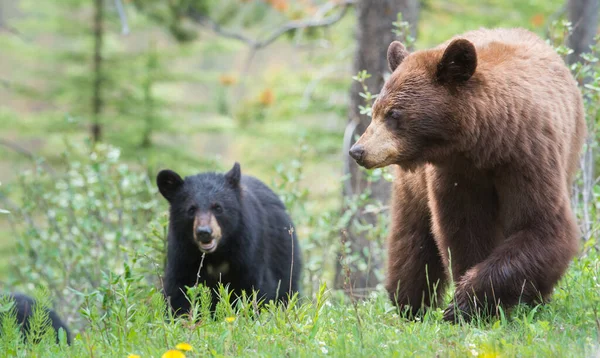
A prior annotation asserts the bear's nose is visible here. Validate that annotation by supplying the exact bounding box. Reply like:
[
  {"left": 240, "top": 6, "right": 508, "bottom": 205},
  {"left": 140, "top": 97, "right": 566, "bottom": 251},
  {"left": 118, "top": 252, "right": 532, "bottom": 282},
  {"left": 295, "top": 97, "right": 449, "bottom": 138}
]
[
  {"left": 195, "top": 226, "right": 213, "bottom": 243},
  {"left": 349, "top": 145, "right": 364, "bottom": 162}
]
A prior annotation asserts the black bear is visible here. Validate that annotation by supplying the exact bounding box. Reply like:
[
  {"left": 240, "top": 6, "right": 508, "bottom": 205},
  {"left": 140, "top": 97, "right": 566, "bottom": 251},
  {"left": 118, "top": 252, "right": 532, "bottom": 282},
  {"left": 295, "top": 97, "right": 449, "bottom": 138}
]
[
  {"left": 157, "top": 162, "right": 302, "bottom": 316},
  {"left": 1, "top": 293, "right": 71, "bottom": 344}
]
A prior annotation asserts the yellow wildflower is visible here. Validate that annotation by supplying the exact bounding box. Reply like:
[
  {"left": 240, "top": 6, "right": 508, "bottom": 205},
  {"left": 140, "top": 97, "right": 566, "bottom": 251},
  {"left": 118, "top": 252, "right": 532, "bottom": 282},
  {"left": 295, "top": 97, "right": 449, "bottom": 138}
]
[
  {"left": 479, "top": 353, "right": 501, "bottom": 358},
  {"left": 175, "top": 342, "right": 193, "bottom": 351},
  {"left": 477, "top": 344, "right": 501, "bottom": 358},
  {"left": 161, "top": 350, "right": 186, "bottom": 358},
  {"left": 225, "top": 316, "right": 236, "bottom": 323},
  {"left": 127, "top": 355, "right": 141, "bottom": 358}
]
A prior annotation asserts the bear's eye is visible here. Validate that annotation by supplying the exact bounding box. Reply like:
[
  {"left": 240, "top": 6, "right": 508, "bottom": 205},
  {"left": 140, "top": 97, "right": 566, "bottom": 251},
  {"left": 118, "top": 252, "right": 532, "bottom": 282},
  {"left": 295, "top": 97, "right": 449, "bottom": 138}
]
[
  {"left": 386, "top": 109, "right": 403, "bottom": 120},
  {"left": 187, "top": 206, "right": 197, "bottom": 216},
  {"left": 212, "top": 203, "right": 223, "bottom": 214}
]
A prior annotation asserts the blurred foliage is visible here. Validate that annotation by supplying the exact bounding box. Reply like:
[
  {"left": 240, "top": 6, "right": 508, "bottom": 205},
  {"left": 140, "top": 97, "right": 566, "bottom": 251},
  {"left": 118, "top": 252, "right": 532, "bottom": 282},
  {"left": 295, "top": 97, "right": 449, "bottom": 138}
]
[
  {"left": 131, "top": 0, "right": 338, "bottom": 43},
  {"left": 417, "top": 0, "right": 564, "bottom": 46},
  {"left": 130, "top": 0, "right": 210, "bottom": 42},
  {"left": 0, "top": 0, "right": 182, "bottom": 146},
  {"left": 4, "top": 142, "right": 164, "bottom": 331}
]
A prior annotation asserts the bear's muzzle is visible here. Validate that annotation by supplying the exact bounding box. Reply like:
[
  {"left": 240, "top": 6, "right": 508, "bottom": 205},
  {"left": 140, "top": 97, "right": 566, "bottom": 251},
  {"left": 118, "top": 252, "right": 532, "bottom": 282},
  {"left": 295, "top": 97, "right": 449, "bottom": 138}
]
[{"left": 193, "top": 212, "right": 222, "bottom": 253}]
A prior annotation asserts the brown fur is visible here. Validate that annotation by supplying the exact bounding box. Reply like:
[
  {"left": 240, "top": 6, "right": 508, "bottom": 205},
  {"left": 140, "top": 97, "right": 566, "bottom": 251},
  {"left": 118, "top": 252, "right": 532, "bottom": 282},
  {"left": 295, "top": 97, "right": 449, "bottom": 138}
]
[
  {"left": 350, "top": 28, "right": 586, "bottom": 321},
  {"left": 193, "top": 212, "right": 223, "bottom": 251}
]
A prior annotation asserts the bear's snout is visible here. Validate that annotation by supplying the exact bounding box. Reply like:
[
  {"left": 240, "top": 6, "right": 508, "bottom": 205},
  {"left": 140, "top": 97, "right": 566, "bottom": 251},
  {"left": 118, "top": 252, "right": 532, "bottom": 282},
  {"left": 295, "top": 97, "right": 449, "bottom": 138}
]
[
  {"left": 347, "top": 119, "right": 400, "bottom": 169},
  {"left": 193, "top": 212, "right": 222, "bottom": 253},
  {"left": 195, "top": 226, "right": 212, "bottom": 243},
  {"left": 349, "top": 144, "right": 365, "bottom": 163}
]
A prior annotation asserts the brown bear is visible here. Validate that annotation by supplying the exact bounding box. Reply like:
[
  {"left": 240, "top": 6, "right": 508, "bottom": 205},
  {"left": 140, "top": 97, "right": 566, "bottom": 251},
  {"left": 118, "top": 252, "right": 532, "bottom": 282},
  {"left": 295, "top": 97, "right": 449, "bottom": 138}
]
[{"left": 348, "top": 28, "right": 586, "bottom": 322}]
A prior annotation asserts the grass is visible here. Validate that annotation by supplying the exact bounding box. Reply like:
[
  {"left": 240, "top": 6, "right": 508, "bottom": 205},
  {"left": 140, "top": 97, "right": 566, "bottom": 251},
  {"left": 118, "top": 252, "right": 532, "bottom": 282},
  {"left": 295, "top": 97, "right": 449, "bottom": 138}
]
[{"left": 1, "top": 248, "right": 599, "bottom": 357}]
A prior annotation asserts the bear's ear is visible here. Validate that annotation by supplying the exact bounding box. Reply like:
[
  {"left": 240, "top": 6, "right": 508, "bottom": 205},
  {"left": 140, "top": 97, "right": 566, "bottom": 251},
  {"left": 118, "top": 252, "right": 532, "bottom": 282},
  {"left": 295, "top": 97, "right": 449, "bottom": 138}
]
[
  {"left": 387, "top": 41, "right": 409, "bottom": 72},
  {"left": 156, "top": 169, "right": 184, "bottom": 202},
  {"left": 224, "top": 162, "right": 241, "bottom": 187},
  {"left": 436, "top": 38, "right": 477, "bottom": 85}
]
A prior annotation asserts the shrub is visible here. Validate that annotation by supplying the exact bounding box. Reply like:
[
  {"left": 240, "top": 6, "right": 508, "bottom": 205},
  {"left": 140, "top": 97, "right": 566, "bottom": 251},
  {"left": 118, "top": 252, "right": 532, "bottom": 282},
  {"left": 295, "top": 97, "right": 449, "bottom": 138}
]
[{"left": 5, "top": 141, "right": 165, "bottom": 332}]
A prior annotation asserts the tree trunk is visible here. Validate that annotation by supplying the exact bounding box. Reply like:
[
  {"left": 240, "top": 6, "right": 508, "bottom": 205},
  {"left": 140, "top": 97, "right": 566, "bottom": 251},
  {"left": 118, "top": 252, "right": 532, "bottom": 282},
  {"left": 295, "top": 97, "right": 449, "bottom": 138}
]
[
  {"left": 567, "top": 0, "right": 599, "bottom": 65},
  {"left": 336, "top": 0, "right": 419, "bottom": 293},
  {"left": 91, "top": 0, "right": 104, "bottom": 143},
  {"left": 567, "top": 0, "right": 599, "bottom": 242}
]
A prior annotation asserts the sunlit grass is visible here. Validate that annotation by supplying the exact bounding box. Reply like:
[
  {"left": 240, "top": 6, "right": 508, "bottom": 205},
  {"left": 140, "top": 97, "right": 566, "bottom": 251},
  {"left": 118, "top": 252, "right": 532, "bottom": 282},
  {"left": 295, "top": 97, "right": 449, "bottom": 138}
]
[{"left": 2, "top": 249, "right": 599, "bottom": 357}]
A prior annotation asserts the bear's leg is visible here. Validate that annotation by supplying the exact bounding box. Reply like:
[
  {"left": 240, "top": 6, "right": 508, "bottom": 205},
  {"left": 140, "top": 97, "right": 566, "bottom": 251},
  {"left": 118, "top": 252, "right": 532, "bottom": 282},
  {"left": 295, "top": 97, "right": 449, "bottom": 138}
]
[
  {"left": 443, "top": 172, "right": 579, "bottom": 322},
  {"left": 426, "top": 165, "right": 502, "bottom": 283},
  {"left": 386, "top": 167, "right": 447, "bottom": 318},
  {"left": 164, "top": 286, "right": 191, "bottom": 317},
  {"left": 163, "top": 261, "right": 198, "bottom": 317}
]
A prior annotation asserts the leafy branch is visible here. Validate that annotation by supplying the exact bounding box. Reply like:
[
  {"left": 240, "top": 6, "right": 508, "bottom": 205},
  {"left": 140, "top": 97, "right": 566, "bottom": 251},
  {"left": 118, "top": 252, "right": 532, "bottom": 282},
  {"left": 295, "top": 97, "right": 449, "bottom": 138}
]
[
  {"left": 352, "top": 70, "right": 376, "bottom": 117},
  {"left": 351, "top": 13, "right": 414, "bottom": 118},
  {"left": 186, "top": 0, "right": 356, "bottom": 51},
  {"left": 392, "top": 12, "right": 416, "bottom": 48}
]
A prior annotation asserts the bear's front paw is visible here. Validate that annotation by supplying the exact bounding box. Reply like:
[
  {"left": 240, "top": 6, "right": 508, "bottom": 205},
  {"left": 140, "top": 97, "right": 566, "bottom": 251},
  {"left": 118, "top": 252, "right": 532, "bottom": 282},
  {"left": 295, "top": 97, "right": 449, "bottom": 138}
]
[
  {"left": 442, "top": 301, "right": 473, "bottom": 323},
  {"left": 443, "top": 289, "right": 501, "bottom": 323},
  {"left": 442, "top": 284, "right": 481, "bottom": 323},
  {"left": 442, "top": 303, "right": 457, "bottom": 322}
]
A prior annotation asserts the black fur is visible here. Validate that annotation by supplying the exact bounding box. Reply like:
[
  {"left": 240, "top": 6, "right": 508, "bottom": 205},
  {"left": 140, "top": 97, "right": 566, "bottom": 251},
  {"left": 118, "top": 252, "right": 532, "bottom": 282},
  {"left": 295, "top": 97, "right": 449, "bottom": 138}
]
[
  {"left": 157, "top": 163, "right": 302, "bottom": 316},
  {"left": 2, "top": 293, "right": 71, "bottom": 345}
]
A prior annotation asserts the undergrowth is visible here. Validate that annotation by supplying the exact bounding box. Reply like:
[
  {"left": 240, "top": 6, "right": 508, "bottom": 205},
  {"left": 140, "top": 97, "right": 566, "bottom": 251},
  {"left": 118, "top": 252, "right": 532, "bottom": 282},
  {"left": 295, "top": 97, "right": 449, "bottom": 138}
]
[{"left": 0, "top": 248, "right": 598, "bottom": 357}]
